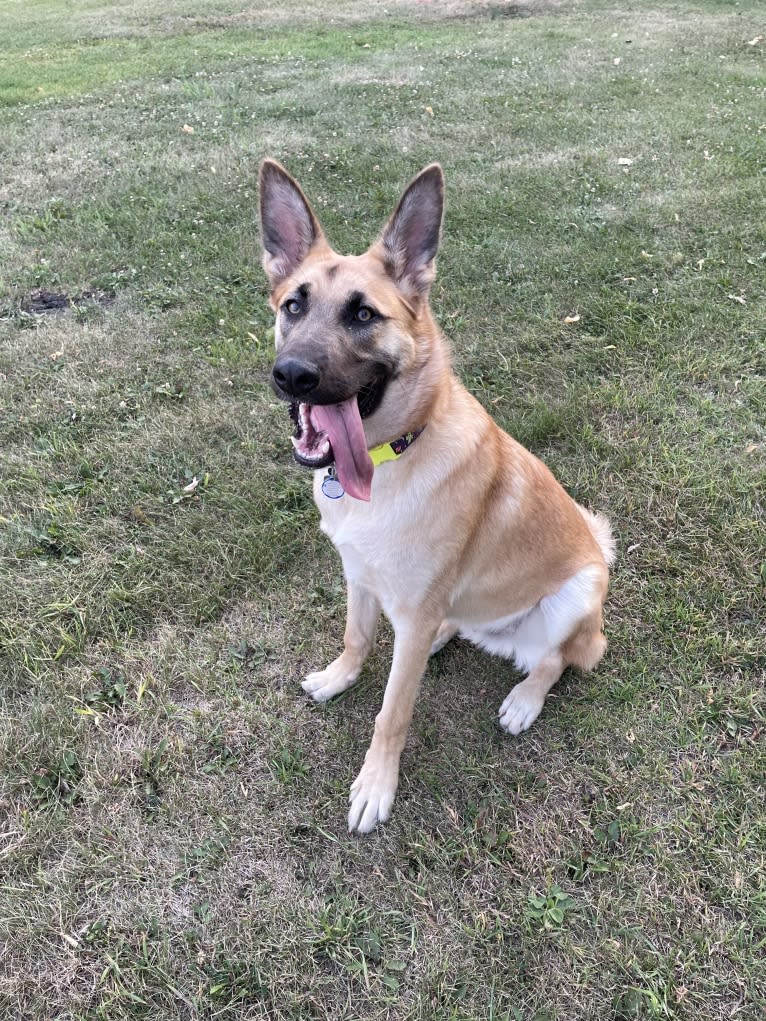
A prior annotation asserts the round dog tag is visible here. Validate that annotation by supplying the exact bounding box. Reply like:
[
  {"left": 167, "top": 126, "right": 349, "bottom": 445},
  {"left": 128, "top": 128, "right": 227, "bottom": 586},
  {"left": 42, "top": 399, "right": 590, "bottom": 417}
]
[{"left": 321, "top": 471, "right": 344, "bottom": 499}]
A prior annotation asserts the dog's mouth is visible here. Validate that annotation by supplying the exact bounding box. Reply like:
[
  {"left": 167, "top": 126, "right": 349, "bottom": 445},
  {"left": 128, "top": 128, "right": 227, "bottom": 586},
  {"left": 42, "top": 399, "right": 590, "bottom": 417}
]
[{"left": 288, "top": 377, "right": 388, "bottom": 502}]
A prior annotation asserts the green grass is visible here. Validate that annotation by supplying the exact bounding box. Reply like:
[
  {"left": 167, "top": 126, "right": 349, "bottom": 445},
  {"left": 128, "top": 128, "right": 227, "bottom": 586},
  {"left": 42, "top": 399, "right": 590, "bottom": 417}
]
[{"left": 1, "top": 1, "right": 765, "bottom": 1018}]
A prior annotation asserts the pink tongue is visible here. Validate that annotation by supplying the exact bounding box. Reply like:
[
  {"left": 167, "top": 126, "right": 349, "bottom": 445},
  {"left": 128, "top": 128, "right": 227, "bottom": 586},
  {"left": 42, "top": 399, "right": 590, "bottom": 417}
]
[{"left": 311, "top": 397, "right": 374, "bottom": 502}]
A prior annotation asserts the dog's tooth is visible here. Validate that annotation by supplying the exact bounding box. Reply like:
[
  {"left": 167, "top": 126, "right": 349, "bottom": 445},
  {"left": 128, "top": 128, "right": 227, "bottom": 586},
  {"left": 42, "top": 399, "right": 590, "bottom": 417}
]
[
  {"left": 290, "top": 436, "right": 299, "bottom": 448},
  {"left": 321, "top": 440, "right": 330, "bottom": 455}
]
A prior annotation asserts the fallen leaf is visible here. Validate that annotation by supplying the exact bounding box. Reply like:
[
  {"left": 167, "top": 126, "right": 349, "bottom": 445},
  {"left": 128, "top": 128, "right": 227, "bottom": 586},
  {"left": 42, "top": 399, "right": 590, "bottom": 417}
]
[
  {"left": 181, "top": 124, "right": 195, "bottom": 134},
  {"left": 424, "top": 105, "right": 434, "bottom": 116},
  {"left": 131, "top": 505, "right": 153, "bottom": 527},
  {"left": 613, "top": 57, "right": 621, "bottom": 66},
  {"left": 747, "top": 35, "right": 763, "bottom": 46},
  {"left": 617, "top": 157, "right": 633, "bottom": 166},
  {"left": 727, "top": 293, "right": 746, "bottom": 305},
  {"left": 563, "top": 313, "right": 581, "bottom": 324},
  {"left": 183, "top": 476, "right": 200, "bottom": 494}
]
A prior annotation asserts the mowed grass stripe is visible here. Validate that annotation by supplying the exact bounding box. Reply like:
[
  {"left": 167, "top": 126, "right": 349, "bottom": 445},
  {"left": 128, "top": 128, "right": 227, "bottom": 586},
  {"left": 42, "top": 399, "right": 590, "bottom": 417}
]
[{"left": 4, "top": 19, "right": 488, "bottom": 107}]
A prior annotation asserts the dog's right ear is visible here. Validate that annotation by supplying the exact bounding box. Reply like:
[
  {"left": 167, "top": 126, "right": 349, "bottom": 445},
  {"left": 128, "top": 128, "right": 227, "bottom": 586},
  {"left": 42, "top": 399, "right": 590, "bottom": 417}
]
[{"left": 259, "top": 160, "right": 325, "bottom": 289}]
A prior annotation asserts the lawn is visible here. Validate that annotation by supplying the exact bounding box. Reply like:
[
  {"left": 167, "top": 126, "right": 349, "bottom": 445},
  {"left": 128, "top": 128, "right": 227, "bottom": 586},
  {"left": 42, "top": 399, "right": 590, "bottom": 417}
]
[{"left": 1, "top": 1, "right": 764, "bottom": 1018}]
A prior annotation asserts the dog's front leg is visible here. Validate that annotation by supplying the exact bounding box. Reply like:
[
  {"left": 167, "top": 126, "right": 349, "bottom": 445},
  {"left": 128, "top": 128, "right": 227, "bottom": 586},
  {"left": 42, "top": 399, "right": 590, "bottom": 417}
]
[
  {"left": 302, "top": 581, "right": 381, "bottom": 703},
  {"left": 348, "top": 618, "right": 438, "bottom": 834}
]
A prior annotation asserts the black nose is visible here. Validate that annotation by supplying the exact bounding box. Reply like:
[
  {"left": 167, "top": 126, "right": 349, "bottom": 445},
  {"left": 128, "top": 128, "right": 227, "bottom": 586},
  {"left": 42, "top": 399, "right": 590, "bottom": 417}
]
[{"left": 272, "top": 357, "right": 320, "bottom": 398}]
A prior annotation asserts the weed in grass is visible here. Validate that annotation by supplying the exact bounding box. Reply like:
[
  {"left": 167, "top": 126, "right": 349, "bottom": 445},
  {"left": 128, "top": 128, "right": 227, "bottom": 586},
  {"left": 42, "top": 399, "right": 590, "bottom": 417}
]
[
  {"left": 565, "top": 849, "right": 610, "bottom": 883},
  {"left": 176, "top": 828, "right": 231, "bottom": 883},
  {"left": 207, "top": 957, "right": 269, "bottom": 1009},
  {"left": 269, "top": 745, "right": 309, "bottom": 785},
  {"left": 30, "top": 748, "right": 83, "bottom": 807},
  {"left": 524, "top": 886, "right": 577, "bottom": 932},
  {"left": 83, "top": 666, "right": 128, "bottom": 713},
  {"left": 225, "top": 637, "right": 271, "bottom": 670},
  {"left": 200, "top": 727, "right": 240, "bottom": 775},
  {"left": 20, "top": 518, "right": 82, "bottom": 563},
  {"left": 309, "top": 893, "right": 412, "bottom": 994}
]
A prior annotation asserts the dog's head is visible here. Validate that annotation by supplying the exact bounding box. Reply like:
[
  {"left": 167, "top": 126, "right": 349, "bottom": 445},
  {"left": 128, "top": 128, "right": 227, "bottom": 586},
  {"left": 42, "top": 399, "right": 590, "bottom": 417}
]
[{"left": 259, "top": 159, "right": 445, "bottom": 500}]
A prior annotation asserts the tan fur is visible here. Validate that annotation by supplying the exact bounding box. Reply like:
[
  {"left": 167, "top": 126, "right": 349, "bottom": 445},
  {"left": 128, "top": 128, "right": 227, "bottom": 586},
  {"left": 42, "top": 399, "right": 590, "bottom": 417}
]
[{"left": 260, "top": 160, "right": 615, "bottom": 833}]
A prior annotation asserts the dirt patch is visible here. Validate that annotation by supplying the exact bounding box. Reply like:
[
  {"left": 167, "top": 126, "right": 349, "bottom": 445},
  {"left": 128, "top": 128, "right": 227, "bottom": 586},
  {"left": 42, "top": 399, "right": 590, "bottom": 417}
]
[{"left": 19, "top": 288, "right": 114, "bottom": 316}]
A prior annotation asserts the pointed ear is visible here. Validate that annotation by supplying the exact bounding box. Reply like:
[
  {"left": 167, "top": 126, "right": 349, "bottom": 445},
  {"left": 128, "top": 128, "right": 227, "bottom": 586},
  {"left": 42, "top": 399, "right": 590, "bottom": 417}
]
[
  {"left": 376, "top": 164, "right": 445, "bottom": 303},
  {"left": 259, "top": 160, "right": 325, "bottom": 289}
]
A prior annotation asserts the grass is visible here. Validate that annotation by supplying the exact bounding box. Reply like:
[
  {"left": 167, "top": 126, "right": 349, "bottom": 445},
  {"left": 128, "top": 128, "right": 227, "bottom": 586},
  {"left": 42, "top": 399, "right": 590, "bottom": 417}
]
[{"left": 1, "top": 0, "right": 764, "bottom": 1017}]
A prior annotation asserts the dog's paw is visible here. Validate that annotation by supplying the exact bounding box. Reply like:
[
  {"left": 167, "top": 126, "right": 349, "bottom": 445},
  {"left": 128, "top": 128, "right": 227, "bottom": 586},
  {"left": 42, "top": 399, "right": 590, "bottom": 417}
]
[
  {"left": 498, "top": 680, "right": 546, "bottom": 736},
  {"left": 302, "top": 657, "right": 360, "bottom": 703},
  {"left": 347, "top": 759, "right": 399, "bottom": 834}
]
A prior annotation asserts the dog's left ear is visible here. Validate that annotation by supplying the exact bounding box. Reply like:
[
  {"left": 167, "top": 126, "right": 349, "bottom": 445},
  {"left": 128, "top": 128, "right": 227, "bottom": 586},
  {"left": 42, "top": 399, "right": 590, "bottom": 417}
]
[
  {"left": 376, "top": 164, "right": 445, "bottom": 304},
  {"left": 259, "top": 159, "right": 326, "bottom": 290}
]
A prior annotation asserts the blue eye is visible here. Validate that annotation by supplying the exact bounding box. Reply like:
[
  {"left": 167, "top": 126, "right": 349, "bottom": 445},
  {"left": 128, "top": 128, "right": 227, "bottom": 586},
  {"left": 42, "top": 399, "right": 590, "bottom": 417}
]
[
  {"left": 355, "top": 306, "right": 375, "bottom": 323},
  {"left": 285, "top": 299, "right": 301, "bottom": 315}
]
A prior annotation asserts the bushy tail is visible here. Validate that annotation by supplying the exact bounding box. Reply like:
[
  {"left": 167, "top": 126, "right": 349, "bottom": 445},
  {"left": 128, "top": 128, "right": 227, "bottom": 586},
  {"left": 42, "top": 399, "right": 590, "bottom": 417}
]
[{"left": 577, "top": 505, "right": 616, "bottom": 567}]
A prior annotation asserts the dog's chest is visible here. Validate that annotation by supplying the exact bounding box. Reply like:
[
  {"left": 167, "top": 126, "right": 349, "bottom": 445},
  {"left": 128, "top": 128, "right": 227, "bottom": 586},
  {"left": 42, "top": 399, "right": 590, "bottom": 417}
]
[{"left": 313, "top": 472, "right": 437, "bottom": 604}]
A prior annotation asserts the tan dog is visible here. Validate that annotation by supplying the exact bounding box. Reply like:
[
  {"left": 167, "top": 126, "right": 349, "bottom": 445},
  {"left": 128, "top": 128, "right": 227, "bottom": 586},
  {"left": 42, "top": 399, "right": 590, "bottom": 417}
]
[{"left": 260, "top": 160, "right": 615, "bottom": 833}]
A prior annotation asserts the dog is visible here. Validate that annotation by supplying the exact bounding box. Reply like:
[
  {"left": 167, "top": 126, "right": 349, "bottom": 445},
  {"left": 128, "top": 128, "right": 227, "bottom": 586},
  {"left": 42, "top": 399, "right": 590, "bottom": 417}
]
[{"left": 259, "top": 159, "right": 615, "bottom": 833}]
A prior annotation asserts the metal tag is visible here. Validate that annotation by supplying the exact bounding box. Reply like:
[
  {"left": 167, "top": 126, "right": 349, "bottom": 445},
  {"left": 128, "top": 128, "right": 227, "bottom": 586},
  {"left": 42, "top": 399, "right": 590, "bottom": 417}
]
[{"left": 321, "top": 468, "right": 344, "bottom": 499}]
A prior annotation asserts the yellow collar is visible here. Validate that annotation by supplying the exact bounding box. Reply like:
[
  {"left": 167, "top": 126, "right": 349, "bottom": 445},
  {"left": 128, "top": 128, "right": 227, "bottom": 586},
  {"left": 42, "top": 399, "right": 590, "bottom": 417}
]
[{"left": 369, "top": 427, "right": 426, "bottom": 467}]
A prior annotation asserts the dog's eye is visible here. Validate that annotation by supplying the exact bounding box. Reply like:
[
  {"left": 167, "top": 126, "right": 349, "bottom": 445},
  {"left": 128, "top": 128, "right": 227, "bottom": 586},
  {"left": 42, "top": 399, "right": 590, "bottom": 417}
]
[
  {"left": 355, "top": 306, "right": 375, "bottom": 323},
  {"left": 284, "top": 299, "right": 302, "bottom": 316}
]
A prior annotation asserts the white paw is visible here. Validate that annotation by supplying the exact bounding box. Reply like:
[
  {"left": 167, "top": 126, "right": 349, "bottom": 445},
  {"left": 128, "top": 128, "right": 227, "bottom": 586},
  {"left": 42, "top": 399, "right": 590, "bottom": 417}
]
[
  {"left": 347, "top": 759, "right": 398, "bottom": 834},
  {"left": 301, "top": 657, "right": 360, "bottom": 703},
  {"left": 498, "top": 680, "right": 546, "bottom": 736}
]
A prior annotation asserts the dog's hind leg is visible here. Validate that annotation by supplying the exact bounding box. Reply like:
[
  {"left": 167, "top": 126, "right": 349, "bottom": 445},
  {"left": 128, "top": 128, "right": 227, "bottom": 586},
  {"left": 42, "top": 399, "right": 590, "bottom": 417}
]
[
  {"left": 302, "top": 582, "right": 381, "bottom": 703},
  {"left": 430, "top": 619, "right": 459, "bottom": 655},
  {"left": 497, "top": 565, "right": 608, "bottom": 736},
  {"left": 498, "top": 617, "right": 607, "bottom": 735},
  {"left": 498, "top": 651, "right": 566, "bottom": 736}
]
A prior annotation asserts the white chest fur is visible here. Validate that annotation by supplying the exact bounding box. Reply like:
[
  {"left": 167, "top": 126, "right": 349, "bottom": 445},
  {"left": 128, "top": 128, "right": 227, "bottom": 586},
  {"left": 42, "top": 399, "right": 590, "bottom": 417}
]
[{"left": 313, "top": 465, "right": 439, "bottom": 612}]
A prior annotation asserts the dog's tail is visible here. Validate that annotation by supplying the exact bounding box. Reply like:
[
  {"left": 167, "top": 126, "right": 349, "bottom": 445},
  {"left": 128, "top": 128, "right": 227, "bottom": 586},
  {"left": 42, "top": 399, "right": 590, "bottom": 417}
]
[{"left": 577, "top": 505, "right": 616, "bottom": 567}]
